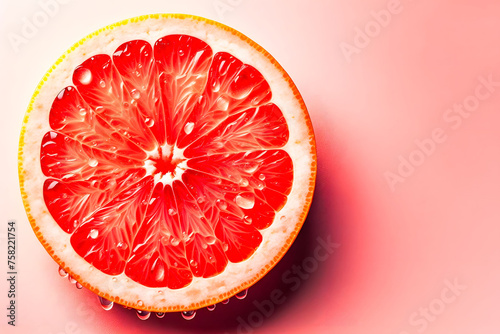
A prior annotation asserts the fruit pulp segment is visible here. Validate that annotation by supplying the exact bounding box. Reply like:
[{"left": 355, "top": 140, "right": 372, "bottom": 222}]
[{"left": 39, "top": 34, "right": 294, "bottom": 288}]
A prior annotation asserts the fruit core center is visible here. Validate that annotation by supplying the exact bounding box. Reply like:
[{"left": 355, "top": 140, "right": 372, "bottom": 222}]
[{"left": 145, "top": 145, "right": 186, "bottom": 184}]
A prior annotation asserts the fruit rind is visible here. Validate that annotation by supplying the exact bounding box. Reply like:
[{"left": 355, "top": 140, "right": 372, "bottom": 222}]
[{"left": 19, "top": 13, "right": 316, "bottom": 312}]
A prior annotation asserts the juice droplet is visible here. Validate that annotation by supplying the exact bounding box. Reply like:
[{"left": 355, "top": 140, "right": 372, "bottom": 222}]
[
  {"left": 131, "top": 89, "right": 141, "bottom": 99},
  {"left": 98, "top": 296, "right": 114, "bottom": 311},
  {"left": 235, "top": 193, "right": 255, "bottom": 209},
  {"left": 168, "top": 208, "right": 177, "bottom": 216},
  {"left": 207, "top": 304, "right": 216, "bottom": 311},
  {"left": 88, "top": 159, "right": 98, "bottom": 167},
  {"left": 189, "top": 259, "right": 198, "bottom": 267},
  {"left": 58, "top": 266, "right": 68, "bottom": 277},
  {"left": 181, "top": 310, "right": 196, "bottom": 320},
  {"left": 184, "top": 122, "right": 194, "bottom": 135},
  {"left": 243, "top": 216, "right": 253, "bottom": 225},
  {"left": 89, "top": 229, "right": 99, "bottom": 239},
  {"left": 258, "top": 173, "right": 266, "bottom": 181},
  {"left": 144, "top": 118, "right": 154, "bottom": 127},
  {"left": 75, "top": 68, "right": 92, "bottom": 85},
  {"left": 221, "top": 298, "right": 230, "bottom": 305},
  {"left": 156, "top": 312, "right": 165, "bottom": 318},
  {"left": 235, "top": 289, "right": 248, "bottom": 300},
  {"left": 136, "top": 310, "right": 151, "bottom": 320},
  {"left": 222, "top": 243, "right": 229, "bottom": 252},
  {"left": 171, "top": 238, "right": 180, "bottom": 247},
  {"left": 99, "top": 80, "right": 106, "bottom": 88}
]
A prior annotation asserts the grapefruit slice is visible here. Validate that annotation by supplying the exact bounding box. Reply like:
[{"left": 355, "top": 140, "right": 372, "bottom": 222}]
[{"left": 19, "top": 14, "right": 316, "bottom": 313}]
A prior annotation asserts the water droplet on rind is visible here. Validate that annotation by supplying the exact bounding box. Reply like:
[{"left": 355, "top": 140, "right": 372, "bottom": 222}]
[
  {"left": 58, "top": 266, "right": 68, "bottom": 277},
  {"left": 207, "top": 304, "right": 216, "bottom": 311},
  {"left": 98, "top": 296, "right": 114, "bottom": 311},
  {"left": 75, "top": 282, "right": 83, "bottom": 289},
  {"left": 137, "top": 310, "right": 151, "bottom": 320},
  {"left": 156, "top": 312, "right": 165, "bottom": 318},
  {"left": 182, "top": 310, "right": 196, "bottom": 320},
  {"left": 235, "top": 289, "right": 248, "bottom": 300},
  {"left": 221, "top": 298, "right": 230, "bottom": 305}
]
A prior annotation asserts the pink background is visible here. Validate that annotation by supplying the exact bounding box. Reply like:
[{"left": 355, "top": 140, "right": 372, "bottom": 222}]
[{"left": 1, "top": 0, "right": 500, "bottom": 333}]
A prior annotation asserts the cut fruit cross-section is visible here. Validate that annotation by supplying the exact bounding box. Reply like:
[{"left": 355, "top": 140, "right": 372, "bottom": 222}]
[{"left": 19, "top": 14, "right": 316, "bottom": 313}]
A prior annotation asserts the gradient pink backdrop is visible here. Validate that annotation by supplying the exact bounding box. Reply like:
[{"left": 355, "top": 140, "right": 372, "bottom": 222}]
[{"left": 1, "top": 0, "right": 500, "bottom": 333}]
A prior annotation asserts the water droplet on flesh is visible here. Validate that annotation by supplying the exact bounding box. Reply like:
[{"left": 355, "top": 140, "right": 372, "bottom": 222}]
[
  {"left": 243, "top": 216, "right": 253, "bottom": 224},
  {"left": 89, "top": 229, "right": 98, "bottom": 239},
  {"left": 168, "top": 208, "right": 177, "bottom": 216},
  {"left": 235, "top": 289, "right": 248, "bottom": 300},
  {"left": 136, "top": 310, "right": 151, "bottom": 320},
  {"left": 243, "top": 163, "right": 259, "bottom": 174},
  {"left": 181, "top": 310, "right": 196, "bottom": 320},
  {"left": 184, "top": 122, "right": 194, "bottom": 135},
  {"left": 88, "top": 159, "right": 98, "bottom": 167},
  {"left": 235, "top": 193, "right": 255, "bottom": 209},
  {"left": 75, "top": 68, "right": 92, "bottom": 85},
  {"left": 216, "top": 199, "right": 227, "bottom": 211},
  {"left": 137, "top": 300, "right": 144, "bottom": 307},
  {"left": 171, "top": 238, "right": 180, "bottom": 246},
  {"left": 144, "top": 118, "right": 154, "bottom": 127},
  {"left": 99, "top": 80, "right": 106, "bottom": 88},
  {"left": 131, "top": 89, "right": 141, "bottom": 99},
  {"left": 98, "top": 296, "right": 114, "bottom": 311},
  {"left": 258, "top": 174, "right": 266, "bottom": 180},
  {"left": 189, "top": 259, "right": 198, "bottom": 267},
  {"left": 222, "top": 243, "right": 229, "bottom": 251},
  {"left": 239, "top": 178, "right": 249, "bottom": 187},
  {"left": 206, "top": 235, "right": 217, "bottom": 245}
]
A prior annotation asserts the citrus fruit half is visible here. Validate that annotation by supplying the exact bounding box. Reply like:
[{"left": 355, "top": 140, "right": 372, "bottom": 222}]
[{"left": 19, "top": 14, "right": 316, "bottom": 312}]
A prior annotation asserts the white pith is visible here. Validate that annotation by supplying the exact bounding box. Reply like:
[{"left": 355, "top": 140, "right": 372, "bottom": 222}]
[{"left": 20, "top": 15, "right": 315, "bottom": 311}]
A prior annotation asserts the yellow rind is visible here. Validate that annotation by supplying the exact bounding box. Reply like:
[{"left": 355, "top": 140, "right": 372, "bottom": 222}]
[{"left": 18, "top": 13, "right": 317, "bottom": 313}]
